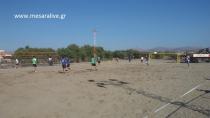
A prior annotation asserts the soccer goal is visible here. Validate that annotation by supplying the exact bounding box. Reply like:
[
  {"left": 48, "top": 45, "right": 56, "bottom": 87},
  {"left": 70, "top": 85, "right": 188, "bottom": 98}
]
[{"left": 149, "top": 52, "right": 182, "bottom": 63}]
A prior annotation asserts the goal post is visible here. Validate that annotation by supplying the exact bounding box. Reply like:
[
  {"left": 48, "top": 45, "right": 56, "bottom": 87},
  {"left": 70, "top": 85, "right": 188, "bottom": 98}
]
[{"left": 149, "top": 52, "right": 181, "bottom": 63}]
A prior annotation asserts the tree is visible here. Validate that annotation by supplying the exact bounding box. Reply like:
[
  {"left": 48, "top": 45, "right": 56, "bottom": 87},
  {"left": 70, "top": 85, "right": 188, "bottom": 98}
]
[
  {"left": 96, "top": 46, "right": 104, "bottom": 58},
  {"left": 57, "top": 48, "right": 69, "bottom": 57},
  {"left": 104, "top": 51, "right": 113, "bottom": 60},
  {"left": 113, "top": 51, "right": 126, "bottom": 59},
  {"left": 25, "top": 45, "right": 30, "bottom": 49},
  {"left": 80, "top": 45, "right": 93, "bottom": 61},
  {"left": 67, "top": 44, "right": 81, "bottom": 62}
]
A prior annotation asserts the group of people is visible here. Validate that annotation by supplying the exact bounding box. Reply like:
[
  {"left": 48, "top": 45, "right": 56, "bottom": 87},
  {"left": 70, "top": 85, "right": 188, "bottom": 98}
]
[
  {"left": 126, "top": 55, "right": 149, "bottom": 66},
  {"left": 15, "top": 56, "right": 46, "bottom": 72},
  {"left": 31, "top": 56, "right": 71, "bottom": 72},
  {"left": 15, "top": 56, "right": 38, "bottom": 72},
  {"left": 14, "top": 54, "right": 190, "bottom": 72},
  {"left": 31, "top": 56, "right": 101, "bottom": 72},
  {"left": 131, "top": 55, "right": 191, "bottom": 67},
  {"left": 15, "top": 56, "right": 43, "bottom": 72}
]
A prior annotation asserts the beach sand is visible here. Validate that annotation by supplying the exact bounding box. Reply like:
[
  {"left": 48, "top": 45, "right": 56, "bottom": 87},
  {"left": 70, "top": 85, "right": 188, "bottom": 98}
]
[{"left": 0, "top": 60, "right": 210, "bottom": 118}]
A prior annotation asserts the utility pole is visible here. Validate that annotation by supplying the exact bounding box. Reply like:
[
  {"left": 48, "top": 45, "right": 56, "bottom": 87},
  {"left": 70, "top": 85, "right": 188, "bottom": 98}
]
[{"left": 93, "top": 29, "right": 96, "bottom": 58}]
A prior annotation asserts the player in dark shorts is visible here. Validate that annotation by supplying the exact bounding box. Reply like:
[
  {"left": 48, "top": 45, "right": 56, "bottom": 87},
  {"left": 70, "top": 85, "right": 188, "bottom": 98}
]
[
  {"left": 15, "top": 58, "right": 19, "bottom": 69},
  {"left": 48, "top": 56, "right": 53, "bottom": 66},
  {"left": 97, "top": 56, "right": 101, "bottom": 65},
  {"left": 186, "top": 55, "right": 190, "bottom": 67},
  {"left": 145, "top": 56, "right": 149, "bottom": 66},
  {"left": 61, "top": 57, "right": 67, "bottom": 72},
  {"left": 66, "top": 57, "right": 71, "bottom": 70},
  {"left": 91, "top": 57, "right": 97, "bottom": 70},
  {"left": 140, "top": 57, "right": 144, "bottom": 63},
  {"left": 32, "top": 56, "right": 37, "bottom": 72},
  {"left": 128, "top": 54, "right": 132, "bottom": 62}
]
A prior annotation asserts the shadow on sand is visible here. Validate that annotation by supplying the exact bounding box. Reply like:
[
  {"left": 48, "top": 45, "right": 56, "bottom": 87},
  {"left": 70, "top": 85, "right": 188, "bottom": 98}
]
[
  {"left": 88, "top": 79, "right": 210, "bottom": 117},
  {"left": 165, "top": 89, "right": 210, "bottom": 118}
]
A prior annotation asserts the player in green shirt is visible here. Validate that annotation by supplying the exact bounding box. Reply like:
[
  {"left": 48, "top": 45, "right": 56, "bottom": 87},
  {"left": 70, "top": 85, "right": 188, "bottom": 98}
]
[
  {"left": 91, "top": 57, "right": 97, "bottom": 71},
  {"left": 32, "top": 56, "right": 37, "bottom": 72}
]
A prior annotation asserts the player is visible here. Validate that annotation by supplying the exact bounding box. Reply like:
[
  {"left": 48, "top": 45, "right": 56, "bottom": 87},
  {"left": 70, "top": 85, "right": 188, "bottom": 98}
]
[
  {"left": 32, "top": 56, "right": 38, "bottom": 72},
  {"left": 97, "top": 56, "right": 101, "bottom": 65},
  {"left": 15, "top": 58, "right": 19, "bottom": 68},
  {"left": 186, "top": 55, "right": 190, "bottom": 67},
  {"left": 61, "top": 56, "right": 67, "bottom": 72},
  {"left": 91, "top": 56, "right": 97, "bottom": 71}
]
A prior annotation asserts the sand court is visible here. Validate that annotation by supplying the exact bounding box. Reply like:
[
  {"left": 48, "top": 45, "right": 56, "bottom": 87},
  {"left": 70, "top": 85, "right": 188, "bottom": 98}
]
[{"left": 0, "top": 60, "right": 210, "bottom": 118}]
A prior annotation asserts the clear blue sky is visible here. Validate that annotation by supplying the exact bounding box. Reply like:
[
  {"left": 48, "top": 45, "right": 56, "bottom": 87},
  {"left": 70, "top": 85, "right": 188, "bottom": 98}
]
[{"left": 0, "top": 0, "right": 210, "bottom": 51}]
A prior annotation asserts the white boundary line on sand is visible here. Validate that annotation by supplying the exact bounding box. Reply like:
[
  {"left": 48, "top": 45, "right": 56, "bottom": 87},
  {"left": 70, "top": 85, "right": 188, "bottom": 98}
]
[
  {"left": 180, "top": 84, "right": 201, "bottom": 98},
  {"left": 154, "top": 103, "right": 170, "bottom": 113},
  {"left": 144, "top": 84, "right": 202, "bottom": 118},
  {"left": 154, "top": 84, "right": 201, "bottom": 113}
]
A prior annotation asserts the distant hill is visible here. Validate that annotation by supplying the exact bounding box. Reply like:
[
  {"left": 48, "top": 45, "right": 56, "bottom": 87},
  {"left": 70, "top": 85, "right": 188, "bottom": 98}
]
[
  {"left": 133, "top": 48, "right": 146, "bottom": 52},
  {"left": 135, "top": 47, "right": 210, "bottom": 53}
]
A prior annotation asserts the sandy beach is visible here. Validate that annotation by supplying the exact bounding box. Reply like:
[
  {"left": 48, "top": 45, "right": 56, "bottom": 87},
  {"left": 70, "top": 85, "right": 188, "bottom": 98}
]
[{"left": 0, "top": 60, "right": 210, "bottom": 118}]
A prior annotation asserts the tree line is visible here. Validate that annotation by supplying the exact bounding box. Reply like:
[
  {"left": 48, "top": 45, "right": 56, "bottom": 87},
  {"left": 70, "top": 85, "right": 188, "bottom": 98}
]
[{"left": 13, "top": 44, "right": 148, "bottom": 62}]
